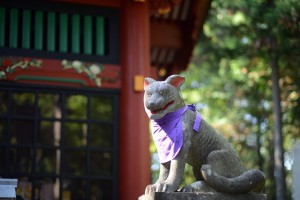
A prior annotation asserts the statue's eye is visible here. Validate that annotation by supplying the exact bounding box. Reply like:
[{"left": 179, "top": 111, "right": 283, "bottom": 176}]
[
  {"left": 146, "top": 92, "right": 152, "bottom": 97},
  {"left": 159, "top": 91, "right": 168, "bottom": 96}
]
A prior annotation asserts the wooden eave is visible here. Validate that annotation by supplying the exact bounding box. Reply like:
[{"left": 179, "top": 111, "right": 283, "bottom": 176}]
[
  {"left": 52, "top": 0, "right": 212, "bottom": 78},
  {"left": 53, "top": 0, "right": 120, "bottom": 8},
  {"left": 150, "top": 0, "right": 211, "bottom": 78}
]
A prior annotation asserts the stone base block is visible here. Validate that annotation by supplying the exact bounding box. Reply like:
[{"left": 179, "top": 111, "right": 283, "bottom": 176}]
[{"left": 139, "top": 192, "right": 267, "bottom": 200}]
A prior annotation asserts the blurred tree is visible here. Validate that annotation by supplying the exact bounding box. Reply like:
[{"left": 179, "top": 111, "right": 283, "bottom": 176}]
[{"left": 177, "top": 0, "right": 300, "bottom": 199}]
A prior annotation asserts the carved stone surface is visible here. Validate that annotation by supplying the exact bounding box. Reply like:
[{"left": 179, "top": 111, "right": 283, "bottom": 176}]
[{"left": 139, "top": 192, "right": 267, "bottom": 200}]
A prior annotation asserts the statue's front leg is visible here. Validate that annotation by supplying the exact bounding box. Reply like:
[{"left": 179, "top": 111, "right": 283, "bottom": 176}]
[
  {"left": 157, "top": 139, "right": 191, "bottom": 192},
  {"left": 145, "top": 162, "right": 170, "bottom": 194}
]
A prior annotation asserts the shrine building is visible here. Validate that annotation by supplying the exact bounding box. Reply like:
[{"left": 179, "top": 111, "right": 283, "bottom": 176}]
[{"left": 0, "top": 0, "right": 211, "bottom": 199}]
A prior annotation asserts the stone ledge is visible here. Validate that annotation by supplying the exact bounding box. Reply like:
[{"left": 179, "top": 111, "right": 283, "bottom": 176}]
[
  {"left": 0, "top": 178, "right": 18, "bottom": 199},
  {"left": 139, "top": 192, "right": 267, "bottom": 200}
]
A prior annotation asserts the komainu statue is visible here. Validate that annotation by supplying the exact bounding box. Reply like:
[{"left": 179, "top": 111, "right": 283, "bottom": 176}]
[{"left": 143, "top": 75, "right": 265, "bottom": 194}]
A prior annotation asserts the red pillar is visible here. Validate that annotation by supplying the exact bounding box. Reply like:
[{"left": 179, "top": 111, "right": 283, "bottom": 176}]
[{"left": 119, "top": 1, "right": 151, "bottom": 200}]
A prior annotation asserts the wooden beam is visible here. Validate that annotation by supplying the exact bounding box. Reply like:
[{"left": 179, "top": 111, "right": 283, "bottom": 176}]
[
  {"left": 52, "top": 0, "right": 120, "bottom": 7},
  {"left": 119, "top": 1, "right": 151, "bottom": 200},
  {"left": 151, "top": 20, "right": 182, "bottom": 49}
]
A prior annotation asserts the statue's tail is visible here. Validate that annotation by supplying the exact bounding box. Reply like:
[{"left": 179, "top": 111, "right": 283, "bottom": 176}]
[{"left": 201, "top": 165, "right": 265, "bottom": 194}]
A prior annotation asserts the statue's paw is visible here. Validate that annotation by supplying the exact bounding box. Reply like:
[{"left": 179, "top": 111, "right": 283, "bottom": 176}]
[
  {"left": 146, "top": 181, "right": 178, "bottom": 193},
  {"left": 180, "top": 181, "right": 216, "bottom": 193},
  {"left": 145, "top": 184, "right": 157, "bottom": 194},
  {"left": 180, "top": 185, "right": 195, "bottom": 192},
  {"left": 155, "top": 182, "right": 168, "bottom": 192},
  {"left": 155, "top": 182, "right": 177, "bottom": 192}
]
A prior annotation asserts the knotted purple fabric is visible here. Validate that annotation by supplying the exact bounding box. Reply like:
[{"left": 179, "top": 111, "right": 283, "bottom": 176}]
[{"left": 151, "top": 104, "right": 202, "bottom": 163}]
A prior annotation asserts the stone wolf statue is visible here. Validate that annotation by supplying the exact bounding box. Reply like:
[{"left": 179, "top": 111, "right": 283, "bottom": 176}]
[{"left": 143, "top": 75, "right": 265, "bottom": 194}]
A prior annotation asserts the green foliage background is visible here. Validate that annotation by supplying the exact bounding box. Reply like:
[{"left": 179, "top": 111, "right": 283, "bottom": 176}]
[{"left": 150, "top": 0, "right": 300, "bottom": 199}]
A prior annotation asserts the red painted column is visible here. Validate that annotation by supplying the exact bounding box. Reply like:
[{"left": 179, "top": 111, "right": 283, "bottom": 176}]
[{"left": 119, "top": 1, "right": 151, "bottom": 200}]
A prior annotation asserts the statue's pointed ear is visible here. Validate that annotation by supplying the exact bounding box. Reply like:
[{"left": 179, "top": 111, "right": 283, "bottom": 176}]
[
  {"left": 144, "top": 77, "right": 155, "bottom": 90},
  {"left": 165, "top": 75, "right": 185, "bottom": 88}
]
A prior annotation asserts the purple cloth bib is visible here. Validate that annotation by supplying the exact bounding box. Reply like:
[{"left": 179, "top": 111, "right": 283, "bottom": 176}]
[{"left": 151, "top": 104, "right": 202, "bottom": 163}]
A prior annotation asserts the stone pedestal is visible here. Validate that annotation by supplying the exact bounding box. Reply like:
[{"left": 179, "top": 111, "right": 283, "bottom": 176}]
[
  {"left": 139, "top": 192, "right": 267, "bottom": 200},
  {"left": 0, "top": 179, "right": 18, "bottom": 200}
]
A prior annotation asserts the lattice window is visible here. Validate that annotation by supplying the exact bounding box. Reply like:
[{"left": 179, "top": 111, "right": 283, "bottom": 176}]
[
  {"left": 0, "top": 7, "right": 105, "bottom": 55},
  {"left": 0, "top": 2, "right": 119, "bottom": 64},
  {"left": 0, "top": 83, "right": 119, "bottom": 200}
]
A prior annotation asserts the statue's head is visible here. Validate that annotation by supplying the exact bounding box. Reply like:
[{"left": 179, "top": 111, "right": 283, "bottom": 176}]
[{"left": 143, "top": 75, "right": 185, "bottom": 120}]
